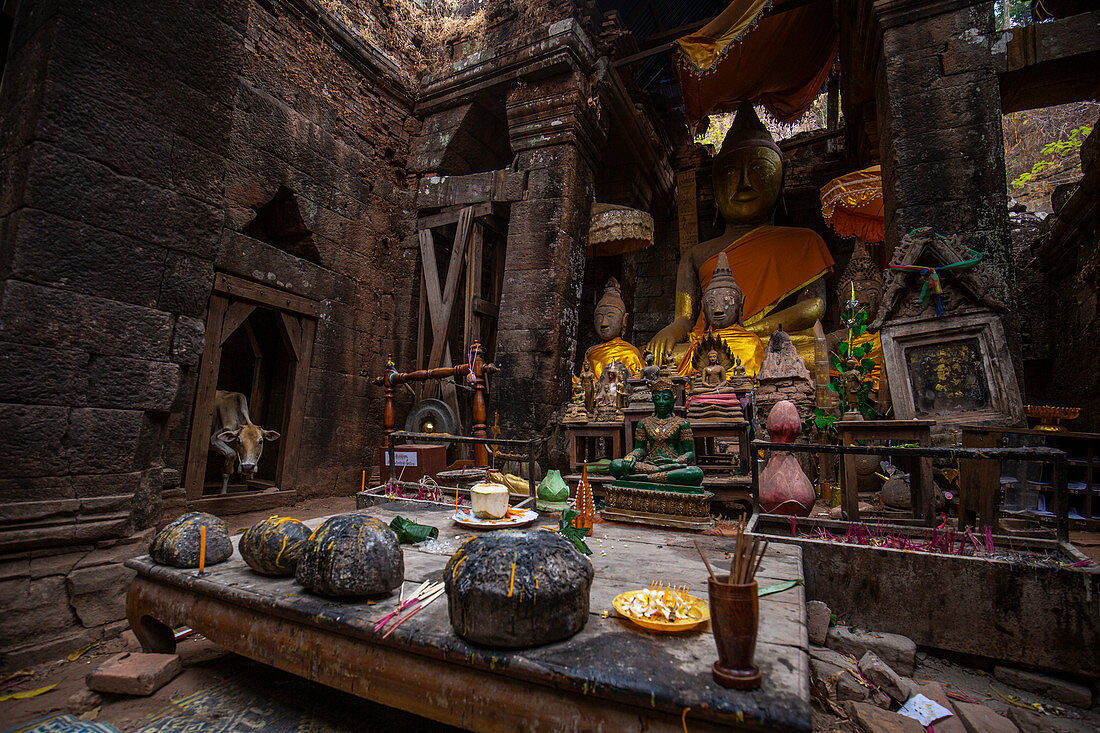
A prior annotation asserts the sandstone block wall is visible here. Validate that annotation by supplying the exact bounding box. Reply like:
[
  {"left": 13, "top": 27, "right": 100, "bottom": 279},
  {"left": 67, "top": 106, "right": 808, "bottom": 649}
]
[{"left": 0, "top": 0, "right": 418, "bottom": 668}]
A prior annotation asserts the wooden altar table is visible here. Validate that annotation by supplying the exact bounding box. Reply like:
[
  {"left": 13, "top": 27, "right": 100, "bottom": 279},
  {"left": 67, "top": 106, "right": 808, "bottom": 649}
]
[{"left": 126, "top": 502, "right": 810, "bottom": 732}]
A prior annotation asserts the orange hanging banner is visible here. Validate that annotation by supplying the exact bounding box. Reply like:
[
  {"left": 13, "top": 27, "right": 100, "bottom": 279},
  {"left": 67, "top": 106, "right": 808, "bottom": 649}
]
[{"left": 675, "top": 0, "right": 838, "bottom": 123}]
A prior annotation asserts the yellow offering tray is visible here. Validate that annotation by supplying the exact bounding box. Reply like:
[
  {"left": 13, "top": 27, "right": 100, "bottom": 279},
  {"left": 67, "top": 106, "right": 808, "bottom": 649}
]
[
  {"left": 1025, "top": 405, "right": 1080, "bottom": 432},
  {"left": 612, "top": 590, "right": 710, "bottom": 633}
]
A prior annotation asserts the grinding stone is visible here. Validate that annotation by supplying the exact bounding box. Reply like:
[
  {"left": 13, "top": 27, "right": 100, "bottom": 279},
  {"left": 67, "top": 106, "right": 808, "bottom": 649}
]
[
  {"left": 238, "top": 515, "right": 311, "bottom": 576},
  {"left": 149, "top": 512, "right": 233, "bottom": 568},
  {"left": 295, "top": 514, "right": 404, "bottom": 597},
  {"left": 444, "top": 530, "right": 594, "bottom": 648}
]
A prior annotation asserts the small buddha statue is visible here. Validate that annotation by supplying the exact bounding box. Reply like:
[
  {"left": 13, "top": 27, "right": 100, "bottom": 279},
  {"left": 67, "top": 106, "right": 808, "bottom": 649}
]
[
  {"left": 695, "top": 350, "right": 728, "bottom": 395},
  {"left": 639, "top": 351, "right": 660, "bottom": 384},
  {"left": 583, "top": 277, "right": 645, "bottom": 380},
  {"left": 648, "top": 102, "right": 833, "bottom": 371},
  {"left": 628, "top": 351, "right": 660, "bottom": 407},
  {"left": 842, "top": 357, "right": 864, "bottom": 421},
  {"left": 593, "top": 359, "right": 628, "bottom": 422},
  {"left": 686, "top": 348, "right": 745, "bottom": 421},
  {"left": 580, "top": 360, "right": 596, "bottom": 416},
  {"left": 609, "top": 376, "right": 704, "bottom": 487},
  {"left": 725, "top": 356, "right": 754, "bottom": 392},
  {"left": 563, "top": 377, "right": 588, "bottom": 423},
  {"left": 677, "top": 251, "right": 765, "bottom": 378}
]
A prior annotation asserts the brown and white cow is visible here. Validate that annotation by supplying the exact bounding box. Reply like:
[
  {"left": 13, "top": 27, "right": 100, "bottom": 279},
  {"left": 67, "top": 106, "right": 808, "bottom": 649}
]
[{"left": 210, "top": 390, "right": 280, "bottom": 493}]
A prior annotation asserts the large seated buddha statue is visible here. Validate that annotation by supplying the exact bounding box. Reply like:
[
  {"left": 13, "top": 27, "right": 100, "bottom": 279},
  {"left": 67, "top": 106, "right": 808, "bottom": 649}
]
[
  {"left": 647, "top": 102, "right": 834, "bottom": 371},
  {"left": 678, "top": 251, "right": 765, "bottom": 378},
  {"left": 609, "top": 376, "right": 704, "bottom": 487},
  {"left": 582, "top": 277, "right": 645, "bottom": 380}
]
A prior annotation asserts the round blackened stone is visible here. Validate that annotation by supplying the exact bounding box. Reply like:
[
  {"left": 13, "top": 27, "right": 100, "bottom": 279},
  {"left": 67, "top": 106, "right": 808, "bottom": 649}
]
[
  {"left": 238, "top": 515, "right": 311, "bottom": 576},
  {"left": 295, "top": 514, "right": 403, "bottom": 597},
  {"left": 444, "top": 530, "right": 594, "bottom": 648},
  {"left": 149, "top": 512, "right": 233, "bottom": 568}
]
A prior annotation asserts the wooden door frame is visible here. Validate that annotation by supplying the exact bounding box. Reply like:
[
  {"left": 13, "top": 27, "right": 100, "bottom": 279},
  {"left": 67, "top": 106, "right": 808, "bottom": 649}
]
[{"left": 183, "top": 273, "right": 320, "bottom": 512}]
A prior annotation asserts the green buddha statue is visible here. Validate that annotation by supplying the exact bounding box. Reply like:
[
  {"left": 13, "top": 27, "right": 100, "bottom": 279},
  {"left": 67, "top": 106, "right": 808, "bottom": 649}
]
[
  {"left": 609, "top": 376, "right": 704, "bottom": 487},
  {"left": 647, "top": 102, "right": 834, "bottom": 371}
]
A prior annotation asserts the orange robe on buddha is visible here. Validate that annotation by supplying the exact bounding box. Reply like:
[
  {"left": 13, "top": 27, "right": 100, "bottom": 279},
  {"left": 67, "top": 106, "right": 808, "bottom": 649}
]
[
  {"left": 584, "top": 337, "right": 644, "bottom": 380},
  {"left": 697, "top": 225, "right": 834, "bottom": 324},
  {"left": 678, "top": 325, "right": 766, "bottom": 378},
  {"left": 679, "top": 226, "right": 833, "bottom": 378}
]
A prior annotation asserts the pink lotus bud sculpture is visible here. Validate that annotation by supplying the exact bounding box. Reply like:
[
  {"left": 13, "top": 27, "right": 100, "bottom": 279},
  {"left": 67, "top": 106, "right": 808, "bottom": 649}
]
[{"left": 759, "top": 400, "right": 815, "bottom": 516}]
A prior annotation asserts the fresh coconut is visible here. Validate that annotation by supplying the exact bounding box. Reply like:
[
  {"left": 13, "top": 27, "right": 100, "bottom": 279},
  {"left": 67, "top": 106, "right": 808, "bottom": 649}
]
[{"left": 470, "top": 480, "right": 509, "bottom": 519}]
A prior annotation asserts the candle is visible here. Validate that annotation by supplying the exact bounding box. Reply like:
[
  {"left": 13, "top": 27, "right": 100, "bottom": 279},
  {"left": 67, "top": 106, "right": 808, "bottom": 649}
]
[
  {"left": 361, "top": 469, "right": 366, "bottom": 492},
  {"left": 847, "top": 281, "right": 855, "bottom": 348},
  {"left": 198, "top": 525, "right": 207, "bottom": 575}
]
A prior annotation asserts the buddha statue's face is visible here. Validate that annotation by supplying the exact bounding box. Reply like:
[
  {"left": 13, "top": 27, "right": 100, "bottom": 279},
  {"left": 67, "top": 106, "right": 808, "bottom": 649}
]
[
  {"left": 594, "top": 304, "right": 625, "bottom": 341},
  {"left": 708, "top": 351, "right": 718, "bottom": 365},
  {"left": 652, "top": 389, "right": 675, "bottom": 418},
  {"left": 702, "top": 286, "right": 743, "bottom": 330},
  {"left": 713, "top": 147, "right": 783, "bottom": 225}
]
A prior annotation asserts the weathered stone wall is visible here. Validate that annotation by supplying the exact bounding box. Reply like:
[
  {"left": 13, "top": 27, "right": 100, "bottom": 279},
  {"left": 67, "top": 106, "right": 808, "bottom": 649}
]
[
  {"left": 496, "top": 71, "right": 602, "bottom": 437},
  {"left": 0, "top": 0, "right": 418, "bottom": 668},
  {"left": 1033, "top": 123, "right": 1100, "bottom": 427},
  {"left": 0, "top": 0, "right": 246, "bottom": 668},
  {"left": 875, "top": 1, "right": 1011, "bottom": 300}
]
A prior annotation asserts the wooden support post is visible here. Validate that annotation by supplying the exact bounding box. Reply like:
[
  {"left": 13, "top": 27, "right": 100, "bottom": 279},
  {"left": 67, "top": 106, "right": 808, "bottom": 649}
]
[
  {"left": 185, "top": 294, "right": 229, "bottom": 499},
  {"left": 279, "top": 315, "right": 315, "bottom": 489}
]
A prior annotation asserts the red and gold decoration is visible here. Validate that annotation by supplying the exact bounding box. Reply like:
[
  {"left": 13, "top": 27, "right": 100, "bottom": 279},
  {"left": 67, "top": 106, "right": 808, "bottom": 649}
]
[{"left": 820, "top": 165, "right": 885, "bottom": 243}]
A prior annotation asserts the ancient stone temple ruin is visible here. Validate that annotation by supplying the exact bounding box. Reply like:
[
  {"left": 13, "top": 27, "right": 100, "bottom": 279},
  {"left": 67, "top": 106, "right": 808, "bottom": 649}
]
[{"left": 1, "top": 0, "right": 1098, "bottom": 730}]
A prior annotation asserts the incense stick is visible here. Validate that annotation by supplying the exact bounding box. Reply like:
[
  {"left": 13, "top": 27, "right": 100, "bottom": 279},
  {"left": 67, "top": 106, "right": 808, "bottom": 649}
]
[
  {"left": 381, "top": 585, "right": 446, "bottom": 639},
  {"left": 693, "top": 540, "right": 717, "bottom": 582},
  {"left": 751, "top": 540, "right": 769, "bottom": 581}
]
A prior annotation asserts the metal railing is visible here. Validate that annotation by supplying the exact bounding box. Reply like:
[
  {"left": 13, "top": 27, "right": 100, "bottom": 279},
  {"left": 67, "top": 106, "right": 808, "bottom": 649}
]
[
  {"left": 749, "top": 441, "right": 1070, "bottom": 543},
  {"left": 385, "top": 430, "right": 539, "bottom": 502}
]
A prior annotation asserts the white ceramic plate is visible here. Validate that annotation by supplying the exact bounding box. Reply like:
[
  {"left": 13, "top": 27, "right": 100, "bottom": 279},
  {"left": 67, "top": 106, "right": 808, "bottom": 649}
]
[{"left": 452, "top": 507, "right": 538, "bottom": 528}]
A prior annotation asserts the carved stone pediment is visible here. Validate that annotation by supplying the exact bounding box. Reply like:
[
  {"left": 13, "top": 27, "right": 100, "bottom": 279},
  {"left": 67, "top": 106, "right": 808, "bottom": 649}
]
[{"left": 872, "top": 227, "right": 1007, "bottom": 331}]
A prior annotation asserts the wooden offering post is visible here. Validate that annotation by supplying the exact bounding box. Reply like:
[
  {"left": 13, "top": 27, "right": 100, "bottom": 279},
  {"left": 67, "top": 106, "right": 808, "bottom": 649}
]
[{"left": 373, "top": 343, "right": 498, "bottom": 467}]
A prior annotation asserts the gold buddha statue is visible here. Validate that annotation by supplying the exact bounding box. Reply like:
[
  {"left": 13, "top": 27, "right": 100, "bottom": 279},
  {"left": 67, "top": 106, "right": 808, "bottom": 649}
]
[
  {"left": 609, "top": 376, "right": 704, "bottom": 487},
  {"left": 697, "top": 350, "right": 727, "bottom": 393},
  {"left": 583, "top": 277, "right": 645, "bottom": 380},
  {"left": 678, "top": 251, "right": 765, "bottom": 378},
  {"left": 647, "top": 102, "right": 834, "bottom": 371}
]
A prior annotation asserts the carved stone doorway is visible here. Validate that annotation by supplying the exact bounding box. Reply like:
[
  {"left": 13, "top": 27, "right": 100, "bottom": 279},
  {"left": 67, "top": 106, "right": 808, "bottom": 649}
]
[{"left": 184, "top": 273, "right": 319, "bottom": 514}]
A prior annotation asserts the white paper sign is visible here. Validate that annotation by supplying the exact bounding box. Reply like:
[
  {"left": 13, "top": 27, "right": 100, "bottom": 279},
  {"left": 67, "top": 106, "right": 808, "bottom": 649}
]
[
  {"left": 383, "top": 451, "right": 418, "bottom": 467},
  {"left": 897, "top": 694, "right": 953, "bottom": 726}
]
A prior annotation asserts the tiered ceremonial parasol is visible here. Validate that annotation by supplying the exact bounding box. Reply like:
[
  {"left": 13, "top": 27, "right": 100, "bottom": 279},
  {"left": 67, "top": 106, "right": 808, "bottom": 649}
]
[{"left": 820, "top": 165, "right": 884, "bottom": 243}]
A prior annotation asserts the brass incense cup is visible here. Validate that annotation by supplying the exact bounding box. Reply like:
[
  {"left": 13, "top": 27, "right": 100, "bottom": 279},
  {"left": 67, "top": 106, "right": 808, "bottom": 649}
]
[{"left": 708, "top": 574, "right": 761, "bottom": 689}]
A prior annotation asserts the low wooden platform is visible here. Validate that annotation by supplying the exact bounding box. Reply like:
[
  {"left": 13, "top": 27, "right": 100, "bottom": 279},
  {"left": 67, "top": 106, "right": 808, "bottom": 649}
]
[{"left": 126, "top": 502, "right": 810, "bottom": 732}]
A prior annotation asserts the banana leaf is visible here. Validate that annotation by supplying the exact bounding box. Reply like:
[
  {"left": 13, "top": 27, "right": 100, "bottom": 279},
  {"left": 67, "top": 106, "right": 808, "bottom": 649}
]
[
  {"left": 757, "top": 579, "right": 802, "bottom": 597},
  {"left": 389, "top": 516, "right": 439, "bottom": 544}
]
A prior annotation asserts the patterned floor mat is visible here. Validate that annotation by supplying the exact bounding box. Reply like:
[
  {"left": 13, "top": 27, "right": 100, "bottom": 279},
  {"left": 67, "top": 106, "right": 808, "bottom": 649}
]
[{"left": 3, "top": 716, "right": 122, "bottom": 733}]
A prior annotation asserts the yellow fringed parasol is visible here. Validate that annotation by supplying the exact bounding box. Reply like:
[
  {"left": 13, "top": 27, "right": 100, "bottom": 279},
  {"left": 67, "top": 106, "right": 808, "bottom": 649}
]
[
  {"left": 587, "top": 203, "right": 654, "bottom": 257},
  {"left": 820, "top": 165, "right": 884, "bottom": 243}
]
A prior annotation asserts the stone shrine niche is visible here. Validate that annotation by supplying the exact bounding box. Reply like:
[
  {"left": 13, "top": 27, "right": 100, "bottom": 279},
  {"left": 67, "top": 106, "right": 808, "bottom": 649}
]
[{"left": 876, "top": 229, "right": 1024, "bottom": 430}]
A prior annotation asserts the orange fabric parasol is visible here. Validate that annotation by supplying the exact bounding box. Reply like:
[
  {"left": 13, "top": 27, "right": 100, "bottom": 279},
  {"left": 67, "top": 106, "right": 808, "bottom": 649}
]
[
  {"left": 820, "top": 165, "right": 884, "bottom": 243},
  {"left": 675, "top": 0, "right": 837, "bottom": 123}
]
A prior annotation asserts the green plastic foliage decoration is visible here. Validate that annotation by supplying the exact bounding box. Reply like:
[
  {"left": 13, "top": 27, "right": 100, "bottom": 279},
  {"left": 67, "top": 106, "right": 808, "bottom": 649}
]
[{"left": 558, "top": 508, "right": 592, "bottom": 555}]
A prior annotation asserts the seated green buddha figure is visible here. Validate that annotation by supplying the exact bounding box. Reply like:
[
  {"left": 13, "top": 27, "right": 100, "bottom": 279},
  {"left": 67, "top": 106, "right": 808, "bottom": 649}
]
[{"left": 609, "top": 376, "right": 704, "bottom": 487}]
